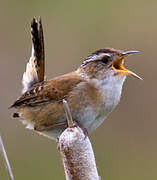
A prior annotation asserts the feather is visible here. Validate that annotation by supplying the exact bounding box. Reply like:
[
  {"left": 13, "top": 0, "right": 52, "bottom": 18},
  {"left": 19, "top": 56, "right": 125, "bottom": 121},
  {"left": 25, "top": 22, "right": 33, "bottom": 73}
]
[{"left": 22, "top": 17, "right": 45, "bottom": 93}]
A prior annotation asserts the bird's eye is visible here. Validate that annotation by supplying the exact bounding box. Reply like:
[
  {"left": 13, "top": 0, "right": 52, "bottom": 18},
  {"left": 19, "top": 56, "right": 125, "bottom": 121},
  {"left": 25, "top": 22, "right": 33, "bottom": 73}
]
[{"left": 101, "top": 56, "right": 110, "bottom": 64}]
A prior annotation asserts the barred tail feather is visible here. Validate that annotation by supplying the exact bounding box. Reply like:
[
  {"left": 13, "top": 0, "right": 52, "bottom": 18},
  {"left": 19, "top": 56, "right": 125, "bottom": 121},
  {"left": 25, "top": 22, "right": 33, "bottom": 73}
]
[{"left": 22, "top": 17, "right": 45, "bottom": 94}]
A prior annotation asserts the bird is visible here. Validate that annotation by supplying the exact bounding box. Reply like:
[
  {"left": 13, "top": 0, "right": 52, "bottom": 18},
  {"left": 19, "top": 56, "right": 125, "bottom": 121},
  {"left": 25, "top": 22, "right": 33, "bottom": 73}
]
[{"left": 10, "top": 17, "right": 142, "bottom": 140}]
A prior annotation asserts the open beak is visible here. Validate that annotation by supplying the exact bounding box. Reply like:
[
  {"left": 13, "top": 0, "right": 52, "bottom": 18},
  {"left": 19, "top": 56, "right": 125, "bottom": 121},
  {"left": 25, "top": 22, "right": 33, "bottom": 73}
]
[{"left": 112, "top": 50, "right": 142, "bottom": 80}]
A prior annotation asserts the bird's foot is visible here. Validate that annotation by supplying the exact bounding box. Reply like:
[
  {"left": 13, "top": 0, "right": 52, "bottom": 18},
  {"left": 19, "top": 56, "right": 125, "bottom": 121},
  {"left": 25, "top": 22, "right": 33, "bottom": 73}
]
[{"left": 75, "top": 121, "right": 88, "bottom": 139}]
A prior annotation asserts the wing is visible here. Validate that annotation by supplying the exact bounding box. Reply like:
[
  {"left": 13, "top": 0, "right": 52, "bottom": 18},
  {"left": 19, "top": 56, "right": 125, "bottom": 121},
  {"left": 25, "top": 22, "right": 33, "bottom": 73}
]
[
  {"left": 22, "top": 17, "right": 45, "bottom": 93},
  {"left": 11, "top": 72, "right": 83, "bottom": 108}
]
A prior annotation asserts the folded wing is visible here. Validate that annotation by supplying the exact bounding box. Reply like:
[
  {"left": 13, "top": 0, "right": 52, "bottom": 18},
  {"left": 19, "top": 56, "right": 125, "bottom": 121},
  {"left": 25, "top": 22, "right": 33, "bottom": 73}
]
[{"left": 11, "top": 72, "right": 83, "bottom": 108}]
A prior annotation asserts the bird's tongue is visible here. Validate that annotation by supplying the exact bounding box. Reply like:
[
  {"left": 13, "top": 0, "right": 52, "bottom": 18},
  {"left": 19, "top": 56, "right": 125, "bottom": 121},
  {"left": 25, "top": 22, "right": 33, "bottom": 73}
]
[{"left": 112, "top": 51, "right": 142, "bottom": 80}]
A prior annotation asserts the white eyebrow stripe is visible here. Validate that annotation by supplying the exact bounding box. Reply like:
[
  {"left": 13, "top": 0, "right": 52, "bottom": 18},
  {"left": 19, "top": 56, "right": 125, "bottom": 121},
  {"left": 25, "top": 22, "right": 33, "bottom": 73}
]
[
  {"left": 102, "top": 53, "right": 111, "bottom": 57},
  {"left": 81, "top": 53, "right": 111, "bottom": 67}
]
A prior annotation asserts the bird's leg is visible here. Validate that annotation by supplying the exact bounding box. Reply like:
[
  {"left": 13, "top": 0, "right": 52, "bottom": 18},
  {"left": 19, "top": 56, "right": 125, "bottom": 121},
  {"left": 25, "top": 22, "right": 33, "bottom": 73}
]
[{"left": 34, "top": 121, "right": 67, "bottom": 131}]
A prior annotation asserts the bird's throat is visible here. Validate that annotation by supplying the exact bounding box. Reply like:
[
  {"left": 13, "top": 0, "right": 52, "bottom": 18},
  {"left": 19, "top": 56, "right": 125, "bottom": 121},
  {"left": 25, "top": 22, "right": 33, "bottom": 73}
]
[{"left": 97, "top": 74, "right": 126, "bottom": 110}]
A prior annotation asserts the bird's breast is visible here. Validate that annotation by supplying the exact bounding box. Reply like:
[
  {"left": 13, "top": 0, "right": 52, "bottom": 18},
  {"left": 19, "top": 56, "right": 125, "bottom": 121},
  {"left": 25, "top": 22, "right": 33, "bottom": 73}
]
[
  {"left": 85, "top": 75, "right": 126, "bottom": 132},
  {"left": 97, "top": 75, "right": 126, "bottom": 111}
]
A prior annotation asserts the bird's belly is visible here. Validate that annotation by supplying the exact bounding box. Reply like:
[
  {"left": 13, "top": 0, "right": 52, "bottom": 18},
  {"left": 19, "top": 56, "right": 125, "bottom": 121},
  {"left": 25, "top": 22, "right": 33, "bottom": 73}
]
[
  {"left": 80, "top": 103, "right": 116, "bottom": 133},
  {"left": 38, "top": 106, "right": 110, "bottom": 139},
  {"left": 17, "top": 97, "right": 117, "bottom": 140}
]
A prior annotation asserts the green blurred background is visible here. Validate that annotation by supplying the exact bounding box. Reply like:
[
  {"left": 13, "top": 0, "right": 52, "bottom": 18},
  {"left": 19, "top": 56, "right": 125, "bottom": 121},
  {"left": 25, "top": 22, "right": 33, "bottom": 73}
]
[{"left": 0, "top": 0, "right": 156, "bottom": 179}]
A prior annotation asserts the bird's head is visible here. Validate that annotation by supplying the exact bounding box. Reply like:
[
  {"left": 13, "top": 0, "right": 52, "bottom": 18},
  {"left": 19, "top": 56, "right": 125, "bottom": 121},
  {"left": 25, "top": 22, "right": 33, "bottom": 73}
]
[{"left": 79, "top": 48, "right": 142, "bottom": 81}]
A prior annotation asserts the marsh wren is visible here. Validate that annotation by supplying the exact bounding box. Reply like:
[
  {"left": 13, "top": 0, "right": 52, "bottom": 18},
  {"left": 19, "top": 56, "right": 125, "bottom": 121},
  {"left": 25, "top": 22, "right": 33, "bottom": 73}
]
[{"left": 10, "top": 18, "right": 142, "bottom": 140}]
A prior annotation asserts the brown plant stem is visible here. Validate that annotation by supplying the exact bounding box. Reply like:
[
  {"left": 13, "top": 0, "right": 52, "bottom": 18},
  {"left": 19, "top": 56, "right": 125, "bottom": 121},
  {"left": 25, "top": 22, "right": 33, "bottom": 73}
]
[{"left": 58, "top": 100, "right": 99, "bottom": 180}]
